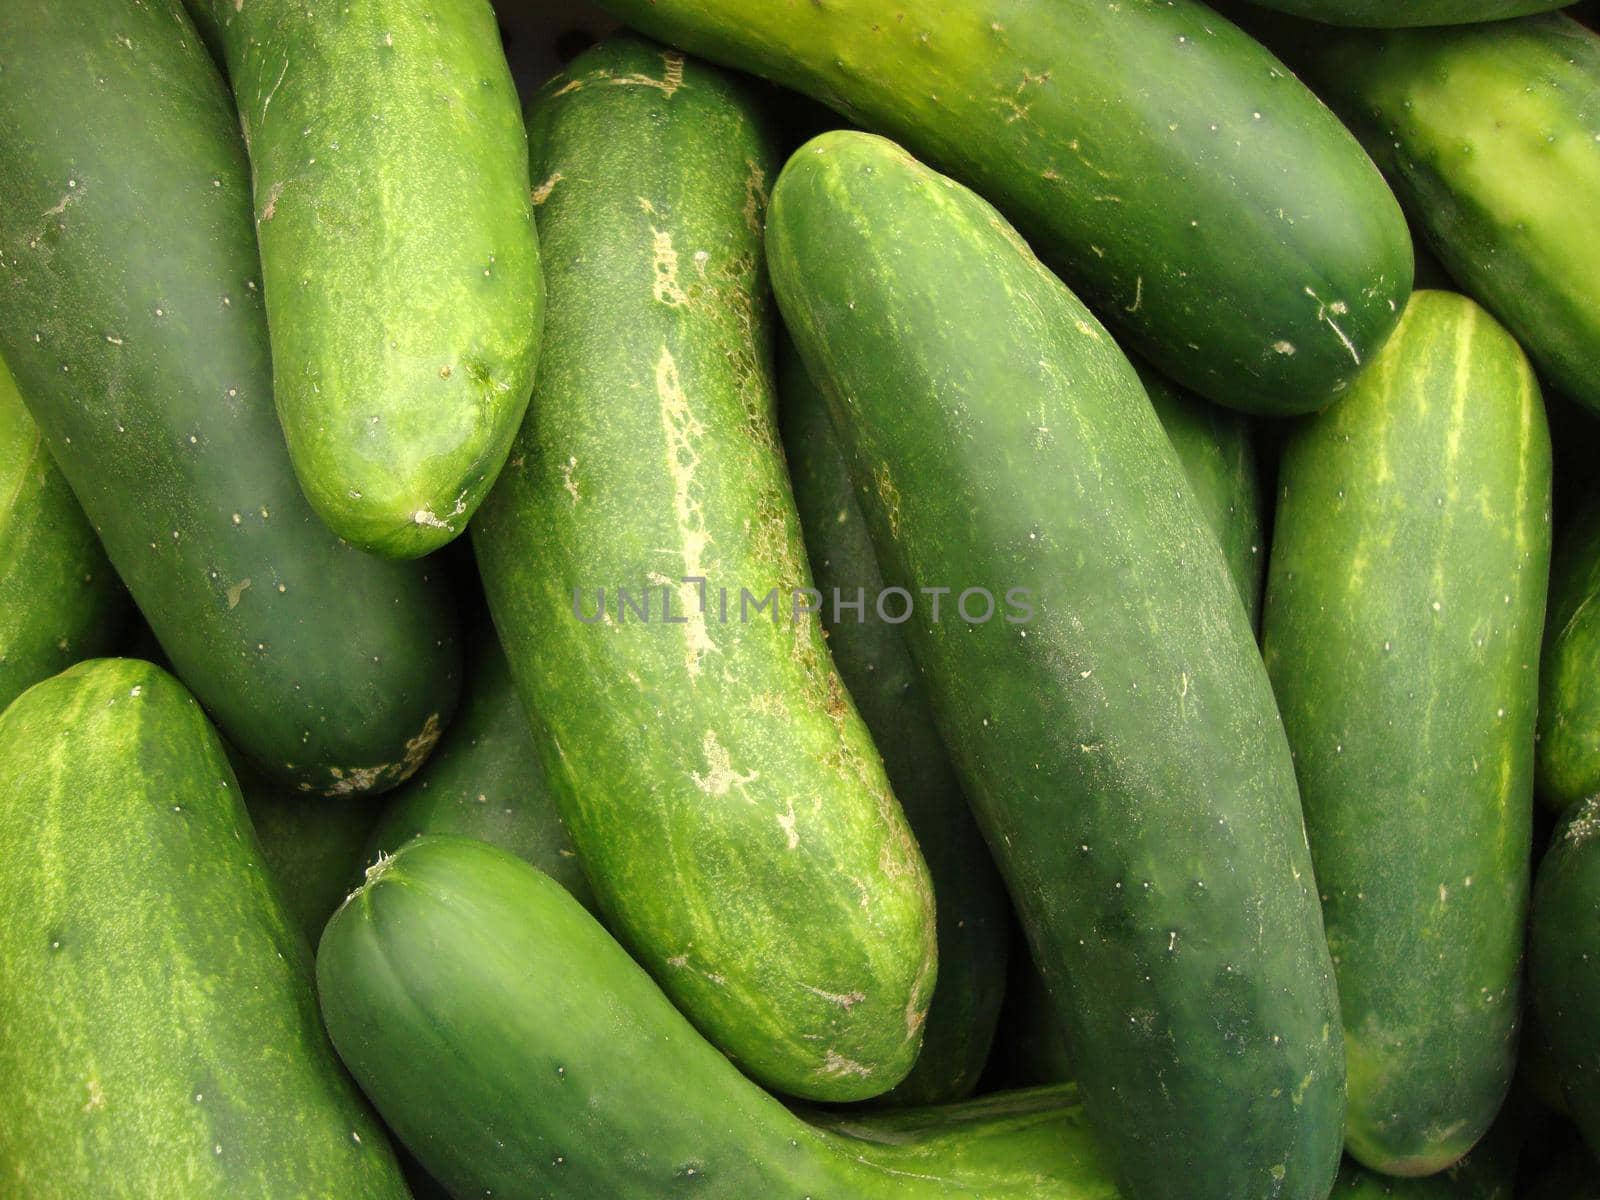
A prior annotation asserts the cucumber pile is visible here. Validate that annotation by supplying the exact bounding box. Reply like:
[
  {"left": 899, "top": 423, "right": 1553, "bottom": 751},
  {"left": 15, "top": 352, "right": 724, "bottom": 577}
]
[{"left": 0, "top": 2, "right": 1596, "bottom": 1198}]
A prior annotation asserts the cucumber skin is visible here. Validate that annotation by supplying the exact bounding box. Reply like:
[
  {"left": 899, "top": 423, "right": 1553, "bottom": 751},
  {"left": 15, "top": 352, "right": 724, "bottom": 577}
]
[
  {"left": 1537, "top": 495, "right": 1600, "bottom": 813},
  {"left": 369, "top": 630, "right": 596, "bottom": 912},
  {"left": 0, "top": 354, "right": 127, "bottom": 711},
  {"left": 472, "top": 39, "right": 936, "bottom": 1102},
  {"left": 0, "top": 2, "right": 461, "bottom": 795},
  {"left": 318, "top": 835, "right": 1120, "bottom": 1200},
  {"left": 769, "top": 131, "right": 1343, "bottom": 1200},
  {"left": 779, "top": 340, "right": 1008, "bottom": 1106},
  {"left": 1273, "top": 14, "right": 1600, "bottom": 417},
  {"left": 1238, "top": 1, "right": 1570, "bottom": 26},
  {"left": 1531, "top": 797, "right": 1600, "bottom": 1157},
  {"left": 589, "top": 0, "right": 1410, "bottom": 416},
  {"left": 0, "top": 659, "right": 406, "bottom": 1198},
  {"left": 1140, "top": 363, "right": 1265, "bottom": 631},
  {"left": 1262, "top": 291, "right": 1550, "bottom": 1175},
  {"left": 185, "top": 0, "right": 542, "bottom": 558}
]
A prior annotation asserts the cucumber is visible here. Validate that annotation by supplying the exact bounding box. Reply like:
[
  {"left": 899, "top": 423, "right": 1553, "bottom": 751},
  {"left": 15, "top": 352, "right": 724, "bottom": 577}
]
[
  {"left": 1139, "top": 362, "right": 1265, "bottom": 630},
  {"left": 1266, "top": 13, "right": 1600, "bottom": 417},
  {"left": 1235, "top": 1, "right": 1571, "bottom": 26},
  {"left": 239, "top": 759, "right": 382, "bottom": 947},
  {"left": 0, "top": 659, "right": 406, "bottom": 1197},
  {"left": 0, "top": 354, "right": 127, "bottom": 712},
  {"left": 768, "top": 130, "right": 1343, "bottom": 1200},
  {"left": 0, "top": 2, "right": 462, "bottom": 795},
  {"left": 183, "top": 0, "right": 542, "bottom": 558},
  {"left": 369, "top": 629, "right": 596, "bottom": 913},
  {"left": 1538, "top": 494, "right": 1600, "bottom": 814},
  {"left": 983, "top": 948, "right": 1077, "bottom": 1091},
  {"left": 472, "top": 39, "right": 936, "bottom": 1102},
  {"left": 1525, "top": 1147, "right": 1600, "bottom": 1200},
  {"left": 1329, "top": 1111, "right": 1522, "bottom": 1197},
  {"left": 318, "top": 834, "right": 1120, "bottom": 1200},
  {"left": 1262, "top": 291, "right": 1550, "bottom": 1175},
  {"left": 1531, "top": 796, "right": 1600, "bottom": 1157},
  {"left": 588, "top": 0, "right": 1410, "bottom": 416},
  {"left": 778, "top": 337, "right": 1008, "bottom": 1106}
]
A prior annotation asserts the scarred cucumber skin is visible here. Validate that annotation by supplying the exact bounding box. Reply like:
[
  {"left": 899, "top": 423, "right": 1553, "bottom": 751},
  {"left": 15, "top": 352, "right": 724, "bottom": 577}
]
[
  {"left": 0, "top": 354, "right": 127, "bottom": 711},
  {"left": 0, "top": 659, "right": 406, "bottom": 1198},
  {"left": 472, "top": 39, "right": 936, "bottom": 1102},
  {"left": 588, "top": 0, "right": 1411, "bottom": 415},
  {"left": 0, "top": 1, "right": 461, "bottom": 795},
  {"left": 1263, "top": 292, "right": 1550, "bottom": 1175},
  {"left": 1537, "top": 495, "right": 1600, "bottom": 813},
  {"left": 1532, "top": 797, "right": 1600, "bottom": 1158},
  {"left": 318, "top": 835, "right": 1120, "bottom": 1199},
  {"left": 779, "top": 339, "right": 1009, "bottom": 1105},
  {"left": 1273, "top": 14, "right": 1600, "bottom": 417},
  {"left": 185, "top": 0, "right": 543, "bottom": 558},
  {"left": 1238, "top": 1, "right": 1570, "bottom": 26},
  {"left": 769, "top": 130, "right": 1343, "bottom": 1200}
]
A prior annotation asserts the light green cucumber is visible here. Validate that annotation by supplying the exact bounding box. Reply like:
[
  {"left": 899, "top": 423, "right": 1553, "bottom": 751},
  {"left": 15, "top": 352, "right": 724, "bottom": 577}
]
[
  {"left": 184, "top": 0, "right": 543, "bottom": 557},
  {"left": 472, "top": 39, "right": 936, "bottom": 1102}
]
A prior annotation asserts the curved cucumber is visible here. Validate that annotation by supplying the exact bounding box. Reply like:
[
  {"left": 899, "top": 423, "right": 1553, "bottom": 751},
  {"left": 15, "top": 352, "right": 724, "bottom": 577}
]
[
  {"left": 186, "top": 0, "right": 543, "bottom": 558},
  {"left": 369, "top": 630, "right": 596, "bottom": 912},
  {"left": 1139, "top": 362, "right": 1265, "bottom": 630},
  {"left": 590, "top": 0, "right": 1409, "bottom": 415},
  {"left": 1263, "top": 291, "right": 1549, "bottom": 1175},
  {"left": 1272, "top": 14, "right": 1600, "bottom": 417},
  {"left": 0, "top": 354, "right": 126, "bottom": 712},
  {"left": 0, "top": 659, "right": 406, "bottom": 1197},
  {"left": 472, "top": 39, "right": 935, "bottom": 1102},
  {"left": 319, "top": 835, "right": 1120, "bottom": 1200},
  {"left": 1531, "top": 797, "right": 1600, "bottom": 1157},
  {"left": 1237, "top": 1, "right": 1570, "bottom": 26},
  {"left": 768, "top": 130, "right": 1343, "bottom": 1200},
  {"left": 0, "top": 2, "right": 461, "bottom": 795},
  {"left": 779, "top": 338, "right": 1008, "bottom": 1106},
  {"left": 1538, "top": 494, "right": 1600, "bottom": 813}
]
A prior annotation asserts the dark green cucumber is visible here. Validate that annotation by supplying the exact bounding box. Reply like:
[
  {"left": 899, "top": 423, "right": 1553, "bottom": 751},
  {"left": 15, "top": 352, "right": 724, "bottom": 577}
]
[
  {"left": 1263, "top": 291, "right": 1550, "bottom": 1175},
  {"left": 1139, "top": 362, "right": 1265, "bottom": 630},
  {"left": 369, "top": 629, "right": 596, "bottom": 912},
  {"left": 0, "top": 353, "right": 126, "bottom": 712},
  {"left": 0, "top": 2, "right": 461, "bottom": 795},
  {"left": 238, "top": 758, "right": 382, "bottom": 948},
  {"left": 1269, "top": 14, "right": 1600, "bottom": 417},
  {"left": 0, "top": 659, "right": 405, "bottom": 1197},
  {"left": 768, "top": 131, "right": 1343, "bottom": 1200},
  {"left": 589, "top": 0, "right": 1411, "bottom": 415},
  {"left": 983, "top": 948, "right": 1076, "bottom": 1091},
  {"left": 473, "top": 39, "right": 935, "bottom": 1102},
  {"left": 779, "top": 337, "right": 1008, "bottom": 1106},
  {"left": 319, "top": 834, "right": 1120, "bottom": 1199},
  {"left": 1531, "top": 797, "right": 1600, "bottom": 1156},
  {"left": 1538, "top": 494, "right": 1600, "bottom": 813},
  {"left": 184, "top": 0, "right": 542, "bottom": 558},
  {"left": 1236, "top": 1, "right": 1571, "bottom": 26}
]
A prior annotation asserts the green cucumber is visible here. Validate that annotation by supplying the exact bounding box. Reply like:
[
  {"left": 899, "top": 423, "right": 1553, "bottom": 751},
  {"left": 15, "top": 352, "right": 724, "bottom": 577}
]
[
  {"left": 1538, "top": 494, "right": 1600, "bottom": 814},
  {"left": 319, "top": 834, "right": 1120, "bottom": 1199},
  {"left": 183, "top": 0, "right": 542, "bottom": 558},
  {"left": 1235, "top": 1, "right": 1571, "bottom": 26},
  {"left": 239, "top": 759, "right": 382, "bottom": 947},
  {"left": 369, "top": 629, "right": 596, "bottom": 912},
  {"left": 1266, "top": 13, "right": 1600, "bottom": 417},
  {"left": 1531, "top": 797, "right": 1600, "bottom": 1156},
  {"left": 1140, "top": 362, "right": 1265, "bottom": 630},
  {"left": 0, "top": 2, "right": 461, "bottom": 795},
  {"left": 472, "top": 38, "right": 935, "bottom": 1102},
  {"left": 0, "top": 353, "right": 126, "bottom": 712},
  {"left": 1262, "top": 291, "right": 1550, "bottom": 1175},
  {"left": 778, "top": 337, "right": 1008, "bottom": 1106},
  {"left": 768, "top": 130, "right": 1343, "bottom": 1200},
  {"left": 588, "top": 0, "right": 1411, "bottom": 415},
  {"left": 1329, "top": 1115, "right": 1521, "bottom": 1197},
  {"left": 0, "top": 658, "right": 406, "bottom": 1197}
]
